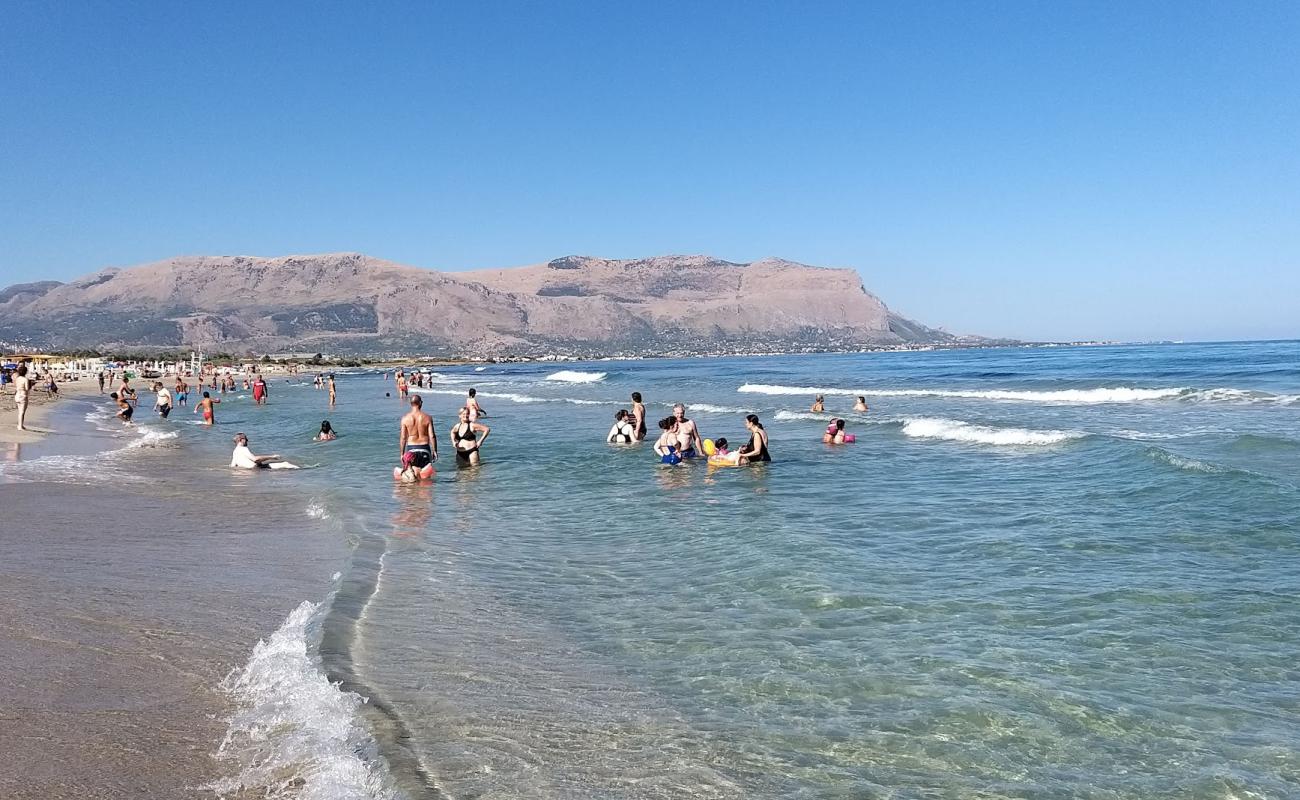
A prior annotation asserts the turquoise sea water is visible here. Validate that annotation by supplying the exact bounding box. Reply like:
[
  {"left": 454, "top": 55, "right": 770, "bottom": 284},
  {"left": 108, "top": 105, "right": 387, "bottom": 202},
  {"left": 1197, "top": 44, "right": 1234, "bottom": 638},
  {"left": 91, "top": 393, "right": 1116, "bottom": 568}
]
[{"left": 14, "top": 342, "right": 1300, "bottom": 799}]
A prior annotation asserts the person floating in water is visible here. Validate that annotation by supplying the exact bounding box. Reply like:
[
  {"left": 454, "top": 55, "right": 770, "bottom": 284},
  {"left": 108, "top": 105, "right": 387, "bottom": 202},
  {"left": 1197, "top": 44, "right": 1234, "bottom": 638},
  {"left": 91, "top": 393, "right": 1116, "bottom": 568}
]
[
  {"left": 607, "top": 409, "right": 636, "bottom": 443},
  {"left": 316, "top": 420, "right": 337, "bottom": 441},
  {"left": 736, "top": 414, "right": 772, "bottom": 463},
  {"left": 451, "top": 406, "right": 490, "bottom": 466},
  {"left": 654, "top": 417, "right": 681, "bottom": 464},
  {"left": 230, "top": 433, "right": 298, "bottom": 469},
  {"left": 398, "top": 394, "right": 437, "bottom": 476},
  {"left": 194, "top": 391, "right": 220, "bottom": 425},
  {"left": 671, "top": 403, "right": 704, "bottom": 458},
  {"left": 811, "top": 395, "right": 825, "bottom": 413},
  {"left": 853, "top": 396, "right": 868, "bottom": 412}
]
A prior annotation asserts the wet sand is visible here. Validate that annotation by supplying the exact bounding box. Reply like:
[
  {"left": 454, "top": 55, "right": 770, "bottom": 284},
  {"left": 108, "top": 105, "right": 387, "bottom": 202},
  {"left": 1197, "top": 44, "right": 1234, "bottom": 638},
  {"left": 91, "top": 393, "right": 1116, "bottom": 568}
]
[{"left": 0, "top": 434, "right": 349, "bottom": 798}]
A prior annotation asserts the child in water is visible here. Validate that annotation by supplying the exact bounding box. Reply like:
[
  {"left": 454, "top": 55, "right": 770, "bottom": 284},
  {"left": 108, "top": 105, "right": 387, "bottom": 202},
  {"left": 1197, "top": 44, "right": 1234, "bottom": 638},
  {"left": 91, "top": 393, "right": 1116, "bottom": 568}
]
[
  {"left": 653, "top": 417, "right": 681, "bottom": 464},
  {"left": 708, "top": 436, "right": 742, "bottom": 466},
  {"left": 316, "top": 420, "right": 337, "bottom": 441}
]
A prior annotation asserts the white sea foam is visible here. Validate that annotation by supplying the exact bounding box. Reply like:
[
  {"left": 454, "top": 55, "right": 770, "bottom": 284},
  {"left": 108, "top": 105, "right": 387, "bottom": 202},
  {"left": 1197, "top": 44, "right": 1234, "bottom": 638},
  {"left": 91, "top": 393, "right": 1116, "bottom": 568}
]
[
  {"left": 545, "top": 370, "right": 607, "bottom": 383},
  {"left": 901, "top": 417, "right": 1085, "bottom": 446},
  {"left": 474, "top": 366, "right": 487, "bottom": 372},
  {"left": 1145, "top": 448, "right": 1227, "bottom": 474},
  {"left": 305, "top": 499, "right": 330, "bottom": 520},
  {"left": 740, "top": 383, "right": 1187, "bottom": 404},
  {"left": 688, "top": 403, "right": 749, "bottom": 414},
  {"left": 409, "top": 387, "right": 604, "bottom": 405},
  {"left": 210, "top": 601, "right": 398, "bottom": 800},
  {"left": 125, "top": 428, "right": 179, "bottom": 449},
  {"left": 774, "top": 410, "right": 834, "bottom": 421}
]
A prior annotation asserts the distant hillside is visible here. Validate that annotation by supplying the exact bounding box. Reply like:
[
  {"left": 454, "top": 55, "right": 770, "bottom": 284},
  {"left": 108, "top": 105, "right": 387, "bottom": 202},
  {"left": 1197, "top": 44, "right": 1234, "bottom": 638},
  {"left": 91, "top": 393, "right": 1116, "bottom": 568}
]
[{"left": 0, "top": 253, "right": 972, "bottom": 356}]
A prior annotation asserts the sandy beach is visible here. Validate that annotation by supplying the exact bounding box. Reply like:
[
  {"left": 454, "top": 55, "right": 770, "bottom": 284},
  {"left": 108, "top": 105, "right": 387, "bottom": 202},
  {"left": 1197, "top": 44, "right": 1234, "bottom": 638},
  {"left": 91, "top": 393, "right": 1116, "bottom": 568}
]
[{"left": 0, "top": 387, "right": 349, "bottom": 799}]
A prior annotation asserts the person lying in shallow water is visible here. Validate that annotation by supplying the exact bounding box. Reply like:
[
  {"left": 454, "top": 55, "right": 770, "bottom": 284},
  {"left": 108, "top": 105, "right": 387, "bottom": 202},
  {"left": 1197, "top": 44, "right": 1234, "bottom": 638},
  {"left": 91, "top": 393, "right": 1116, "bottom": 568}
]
[{"left": 230, "top": 433, "right": 298, "bottom": 469}]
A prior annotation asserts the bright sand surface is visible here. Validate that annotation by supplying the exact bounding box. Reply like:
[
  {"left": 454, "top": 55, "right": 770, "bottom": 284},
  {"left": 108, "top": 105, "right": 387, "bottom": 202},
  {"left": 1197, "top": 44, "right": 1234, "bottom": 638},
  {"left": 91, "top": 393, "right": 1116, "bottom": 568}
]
[{"left": 0, "top": 390, "right": 349, "bottom": 799}]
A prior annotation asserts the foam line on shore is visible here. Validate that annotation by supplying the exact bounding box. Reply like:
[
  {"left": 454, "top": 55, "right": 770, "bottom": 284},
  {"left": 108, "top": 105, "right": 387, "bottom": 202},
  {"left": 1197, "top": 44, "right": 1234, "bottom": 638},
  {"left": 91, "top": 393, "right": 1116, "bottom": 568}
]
[{"left": 210, "top": 600, "right": 402, "bottom": 800}]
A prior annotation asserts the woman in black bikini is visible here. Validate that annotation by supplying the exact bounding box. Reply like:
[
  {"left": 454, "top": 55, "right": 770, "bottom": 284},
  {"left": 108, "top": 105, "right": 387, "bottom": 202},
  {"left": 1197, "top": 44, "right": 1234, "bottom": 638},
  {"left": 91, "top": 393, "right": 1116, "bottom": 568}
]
[
  {"left": 451, "top": 406, "right": 490, "bottom": 466},
  {"left": 736, "top": 413, "right": 771, "bottom": 464}
]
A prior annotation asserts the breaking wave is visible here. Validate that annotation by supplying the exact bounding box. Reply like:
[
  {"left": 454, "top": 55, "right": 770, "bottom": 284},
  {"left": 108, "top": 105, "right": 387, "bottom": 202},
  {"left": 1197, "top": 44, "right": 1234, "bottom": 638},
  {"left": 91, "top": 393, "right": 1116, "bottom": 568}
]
[
  {"left": 689, "top": 403, "right": 750, "bottom": 414},
  {"left": 409, "top": 387, "right": 604, "bottom": 405},
  {"left": 901, "top": 417, "right": 1086, "bottom": 446},
  {"left": 738, "top": 384, "right": 1300, "bottom": 405},
  {"left": 545, "top": 370, "right": 607, "bottom": 383},
  {"left": 209, "top": 601, "right": 399, "bottom": 800}
]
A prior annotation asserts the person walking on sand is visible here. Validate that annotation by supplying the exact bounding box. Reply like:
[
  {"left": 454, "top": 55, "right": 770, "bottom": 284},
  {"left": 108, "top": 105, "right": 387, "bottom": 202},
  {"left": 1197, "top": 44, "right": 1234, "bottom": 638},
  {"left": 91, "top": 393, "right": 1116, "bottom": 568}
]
[
  {"left": 466, "top": 387, "right": 487, "bottom": 421},
  {"left": 194, "top": 391, "right": 220, "bottom": 426},
  {"left": 399, "top": 395, "right": 438, "bottom": 473},
  {"left": 13, "top": 364, "right": 31, "bottom": 431},
  {"left": 97, "top": 370, "right": 105, "bottom": 393},
  {"left": 631, "top": 391, "right": 647, "bottom": 441}
]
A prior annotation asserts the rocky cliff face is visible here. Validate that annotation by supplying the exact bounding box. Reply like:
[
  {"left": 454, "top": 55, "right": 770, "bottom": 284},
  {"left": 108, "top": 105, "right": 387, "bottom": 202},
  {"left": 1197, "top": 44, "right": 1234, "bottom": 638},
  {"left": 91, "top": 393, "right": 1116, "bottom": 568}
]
[{"left": 0, "top": 253, "right": 955, "bottom": 355}]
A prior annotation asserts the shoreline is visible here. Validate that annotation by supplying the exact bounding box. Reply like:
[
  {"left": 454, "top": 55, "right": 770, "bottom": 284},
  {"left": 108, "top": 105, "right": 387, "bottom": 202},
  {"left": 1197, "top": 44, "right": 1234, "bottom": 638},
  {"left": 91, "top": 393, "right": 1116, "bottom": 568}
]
[
  {"left": 0, "top": 378, "right": 101, "bottom": 448},
  {"left": 0, "top": 399, "right": 351, "bottom": 799}
]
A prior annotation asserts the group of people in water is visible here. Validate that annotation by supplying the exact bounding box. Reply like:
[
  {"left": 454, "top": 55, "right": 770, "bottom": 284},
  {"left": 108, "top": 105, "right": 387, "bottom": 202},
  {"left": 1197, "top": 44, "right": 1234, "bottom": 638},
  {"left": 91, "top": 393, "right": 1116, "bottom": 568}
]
[{"left": 97, "top": 366, "right": 870, "bottom": 478}]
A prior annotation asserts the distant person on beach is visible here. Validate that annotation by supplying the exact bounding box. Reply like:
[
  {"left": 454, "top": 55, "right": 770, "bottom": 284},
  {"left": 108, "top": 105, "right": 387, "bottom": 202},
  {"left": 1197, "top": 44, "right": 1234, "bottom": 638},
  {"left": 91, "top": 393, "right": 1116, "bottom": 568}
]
[
  {"left": 811, "top": 395, "right": 825, "bottom": 413},
  {"left": 175, "top": 378, "right": 188, "bottom": 407},
  {"left": 110, "top": 391, "right": 134, "bottom": 425},
  {"left": 399, "top": 395, "right": 438, "bottom": 472},
  {"left": 451, "top": 406, "right": 490, "bottom": 466},
  {"left": 671, "top": 403, "right": 704, "bottom": 458},
  {"left": 230, "top": 433, "right": 298, "bottom": 469},
  {"left": 194, "top": 391, "right": 220, "bottom": 425},
  {"left": 252, "top": 374, "right": 268, "bottom": 405},
  {"left": 328, "top": 374, "right": 336, "bottom": 406},
  {"left": 154, "top": 382, "right": 173, "bottom": 419},
  {"left": 631, "top": 392, "right": 647, "bottom": 441},
  {"left": 466, "top": 388, "right": 486, "bottom": 421},
  {"left": 316, "top": 420, "right": 337, "bottom": 441},
  {"left": 97, "top": 370, "right": 105, "bottom": 393},
  {"left": 13, "top": 364, "right": 31, "bottom": 431},
  {"left": 736, "top": 414, "right": 771, "bottom": 463},
  {"left": 607, "top": 409, "right": 636, "bottom": 443},
  {"left": 853, "top": 396, "right": 869, "bottom": 412},
  {"left": 654, "top": 417, "right": 682, "bottom": 464}
]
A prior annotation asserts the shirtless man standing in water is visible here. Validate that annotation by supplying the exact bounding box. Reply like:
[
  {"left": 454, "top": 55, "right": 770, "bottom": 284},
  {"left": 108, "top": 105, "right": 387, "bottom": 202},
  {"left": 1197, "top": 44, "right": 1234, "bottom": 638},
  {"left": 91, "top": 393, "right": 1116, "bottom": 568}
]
[
  {"left": 398, "top": 395, "right": 438, "bottom": 474},
  {"left": 671, "top": 403, "right": 705, "bottom": 457}
]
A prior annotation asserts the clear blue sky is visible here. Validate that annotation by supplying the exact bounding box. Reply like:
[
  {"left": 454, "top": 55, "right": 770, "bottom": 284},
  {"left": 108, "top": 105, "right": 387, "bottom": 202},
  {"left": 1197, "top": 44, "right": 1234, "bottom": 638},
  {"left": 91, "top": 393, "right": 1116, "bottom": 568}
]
[{"left": 2, "top": 2, "right": 1297, "bottom": 342}]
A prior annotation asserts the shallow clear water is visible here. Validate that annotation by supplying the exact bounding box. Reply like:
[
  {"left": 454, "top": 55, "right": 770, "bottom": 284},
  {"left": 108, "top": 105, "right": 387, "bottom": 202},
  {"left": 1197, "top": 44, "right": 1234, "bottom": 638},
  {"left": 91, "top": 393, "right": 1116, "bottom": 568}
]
[{"left": 16, "top": 342, "right": 1300, "bottom": 799}]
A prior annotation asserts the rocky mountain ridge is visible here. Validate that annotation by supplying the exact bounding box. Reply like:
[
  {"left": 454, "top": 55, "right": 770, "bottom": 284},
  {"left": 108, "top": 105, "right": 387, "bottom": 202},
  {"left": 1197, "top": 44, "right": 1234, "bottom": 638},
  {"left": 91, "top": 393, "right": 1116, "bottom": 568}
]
[{"left": 0, "top": 253, "right": 963, "bottom": 356}]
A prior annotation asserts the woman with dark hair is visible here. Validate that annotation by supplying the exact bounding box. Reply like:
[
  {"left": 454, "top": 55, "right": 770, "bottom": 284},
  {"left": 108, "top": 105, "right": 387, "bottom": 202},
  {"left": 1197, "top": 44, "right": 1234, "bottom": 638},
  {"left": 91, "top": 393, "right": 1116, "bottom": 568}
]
[
  {"left": 653, "top": 417, "right": 681, "bottom": 464},
  {"left": 466, "top": 387, "right": 487, "bottom": 421},
  {"left": 316, "top": 420, "right": 337, "bottom": 441},
  {"left": 823, "top": 418, "right": 849, "bottom": 444},
  {"left": 607, "top": 409, "right": 636, "bottom": 443},
  {"left": 736, "top": 414, "right": 771, "bottom": 463}
]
